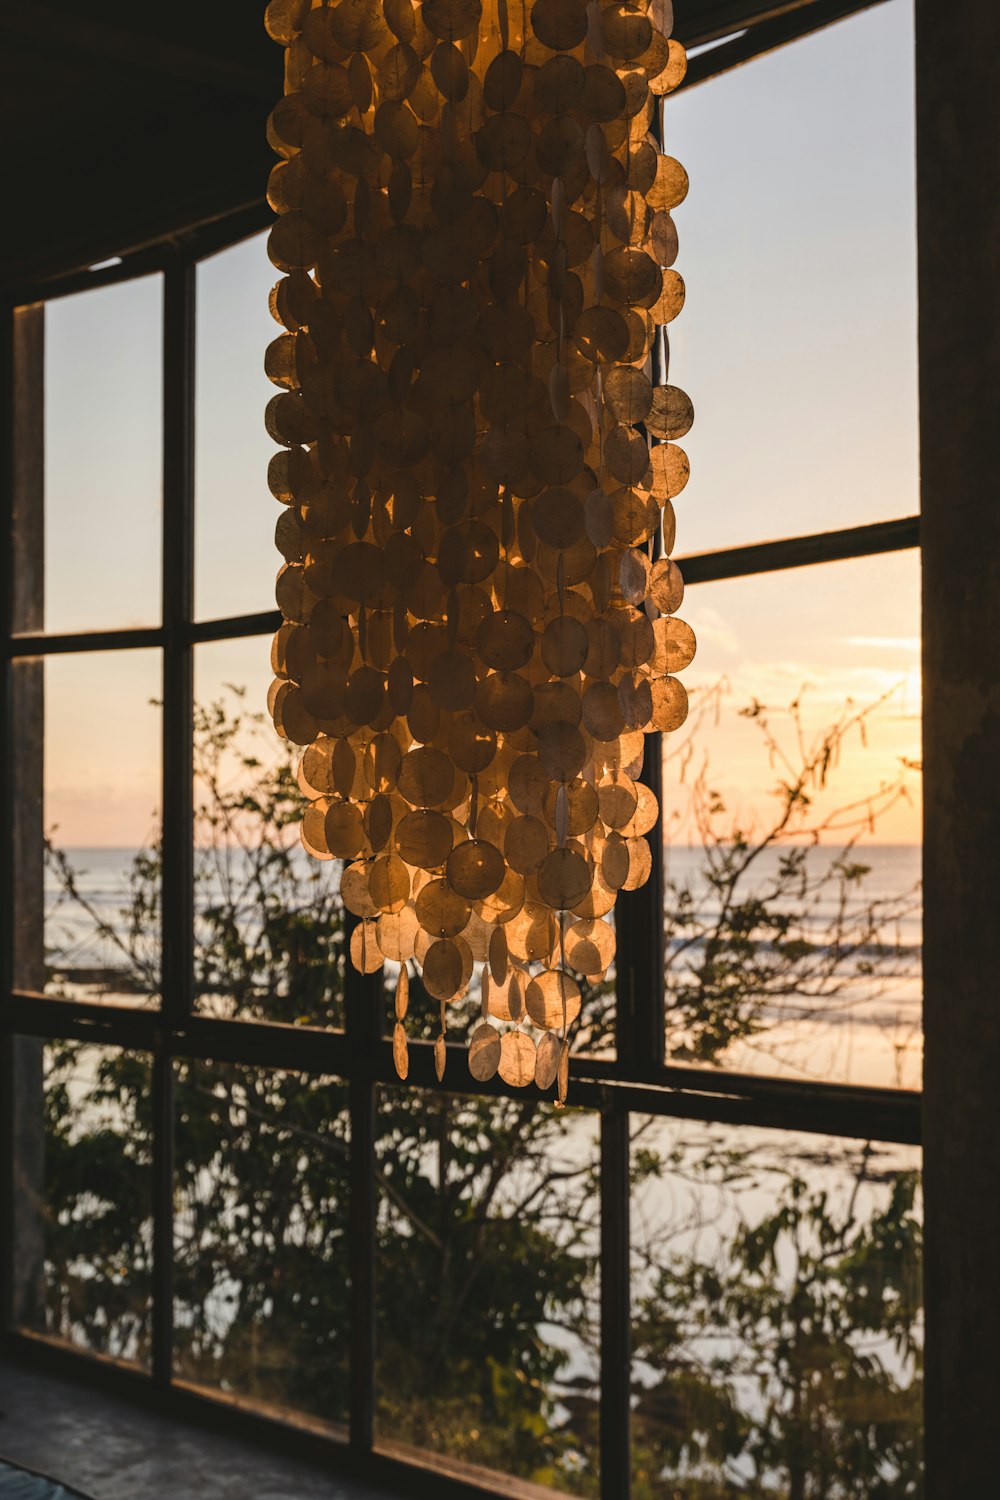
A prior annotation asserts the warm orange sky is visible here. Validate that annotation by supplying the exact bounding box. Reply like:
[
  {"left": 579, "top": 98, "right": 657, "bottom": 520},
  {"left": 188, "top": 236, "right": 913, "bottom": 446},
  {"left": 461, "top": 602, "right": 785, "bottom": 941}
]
[
  {"left": 36, "top": 1, "right": 919, "bottom": 848},
  {"left": 666, "top": 552, "right": 921, "bottom": 847}
]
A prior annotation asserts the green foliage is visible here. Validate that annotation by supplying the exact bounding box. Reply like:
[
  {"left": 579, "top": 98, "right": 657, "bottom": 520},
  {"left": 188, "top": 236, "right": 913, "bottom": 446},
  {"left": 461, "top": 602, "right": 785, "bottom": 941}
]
[
  {"left": 632, "top": 1145, "right": 923, "bottom": 1498},
  {"left": 34, "top": 1043, "right": 153, "bottom": 1365},
  {"left": 191, "top": 691, "right": 346, "bottom": 1027},
  {"left": 173, "top": 1059, "right": 352, "bottom": 1423},
  {"left": 375, "top": 1090, "right": 600, "bottom": 1491}
]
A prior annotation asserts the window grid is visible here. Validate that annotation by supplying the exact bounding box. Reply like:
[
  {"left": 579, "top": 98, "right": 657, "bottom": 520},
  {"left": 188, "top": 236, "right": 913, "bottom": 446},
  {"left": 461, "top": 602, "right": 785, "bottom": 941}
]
[{"left": 0, "top": 193, "right": 920, "bottom": 1500}]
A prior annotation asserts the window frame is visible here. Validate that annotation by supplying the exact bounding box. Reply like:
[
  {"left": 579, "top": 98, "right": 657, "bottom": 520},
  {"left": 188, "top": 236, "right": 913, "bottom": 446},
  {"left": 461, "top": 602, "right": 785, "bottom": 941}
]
[{"left": 0, "top": 10, "right": 929, "bottom": 1499}]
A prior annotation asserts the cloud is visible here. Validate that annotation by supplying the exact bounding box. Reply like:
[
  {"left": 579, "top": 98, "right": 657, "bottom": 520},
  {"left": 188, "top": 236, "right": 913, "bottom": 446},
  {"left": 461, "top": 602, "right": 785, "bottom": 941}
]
[
  {"left": 686, "top": 660, "right": 920, "bottom": 723},
  {"left": 844, "top": 635, "right": 920, "bottom": 652},
  {"left": 683, "top": 604, "right": 741, "bottom": 655}
]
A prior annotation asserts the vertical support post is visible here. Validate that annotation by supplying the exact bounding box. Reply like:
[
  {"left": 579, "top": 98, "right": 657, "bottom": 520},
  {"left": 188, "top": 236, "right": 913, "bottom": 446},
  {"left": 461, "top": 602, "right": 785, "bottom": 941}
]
[
  {"left": 7, "top": 305, "right": 45, "bottom": 643},
  {"left": 0, "top": 1027, "right": 18, "bottom": 1334},
  {"left": 917, "top": 2, "right": 1000, "bottom": 1494},
  {"left": 348, "top": 1070, "right": 377, "bottom": 1453},
  {"left": 615, "top": 734, "right": 666, "bottom": 1078},
  {"left": 600, "top": 1103, "right": 631, "bottom": 1500},
  {"left": 161, "top": 257, "right": 196, "bottom": 1025},
  {"left": 1, "top": 304, "right": 47, "bottom": 1335},
  {"left": 0, "top": 304, "right": 17, "bottom": 1335},
  {"left": 345, "top": 912, "right": 382, "bottom": 1452},
  {"left": 150, "top": 1046, "right": 174, "bottom": 1383},
  {"left": 6, "top": 304, "right": 46, "bottom": 997},
  {"left": 152, "top": 256, "right": 196, "bottom": 1387},
  {"left": 616, "top": 91, "right": 667, "bottom": 1081}
]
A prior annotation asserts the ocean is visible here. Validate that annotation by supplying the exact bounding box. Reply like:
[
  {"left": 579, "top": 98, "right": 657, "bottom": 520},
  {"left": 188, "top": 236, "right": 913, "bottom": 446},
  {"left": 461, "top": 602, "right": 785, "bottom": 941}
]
[{"left": 37, "top": 842, "right": 922, "bottom": 1092}]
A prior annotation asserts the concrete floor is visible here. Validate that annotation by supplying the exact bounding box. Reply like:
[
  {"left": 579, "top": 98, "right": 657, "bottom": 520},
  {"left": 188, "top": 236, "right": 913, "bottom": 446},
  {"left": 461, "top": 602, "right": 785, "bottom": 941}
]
[{"left": 0, "top": 1359, "right": 395, "bottom": 1500}]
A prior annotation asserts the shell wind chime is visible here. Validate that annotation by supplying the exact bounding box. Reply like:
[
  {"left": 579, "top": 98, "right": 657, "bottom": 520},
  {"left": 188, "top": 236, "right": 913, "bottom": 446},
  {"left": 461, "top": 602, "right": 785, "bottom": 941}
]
[{"left": 264, "top": 0, "right": 695, "bottom": 1100}]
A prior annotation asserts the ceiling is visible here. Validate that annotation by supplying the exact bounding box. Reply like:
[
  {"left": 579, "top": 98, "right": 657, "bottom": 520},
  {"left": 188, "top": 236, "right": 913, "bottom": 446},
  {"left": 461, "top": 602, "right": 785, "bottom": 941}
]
[{"left": 1, "top": 0, "right": 866, "bottom": 292}]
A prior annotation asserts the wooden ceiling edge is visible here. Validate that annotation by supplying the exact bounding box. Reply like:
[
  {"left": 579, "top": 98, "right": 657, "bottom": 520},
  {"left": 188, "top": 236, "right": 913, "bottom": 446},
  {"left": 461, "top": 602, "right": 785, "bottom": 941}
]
[
  {"left": 1, "top": 185, "right": 272, "bottom": 304},
  {"left": 678, "top": 0, "right": 892, "bottom": 88},
  {"left": 675, "top": 0, "right": 821, "bottom": 49}
]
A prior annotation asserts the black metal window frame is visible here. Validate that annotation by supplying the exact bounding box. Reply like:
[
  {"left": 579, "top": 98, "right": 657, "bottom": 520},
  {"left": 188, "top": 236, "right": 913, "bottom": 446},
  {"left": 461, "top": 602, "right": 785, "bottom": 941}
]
[{"left": 0, "top": 6, "right": 921, "bottom": 1498}]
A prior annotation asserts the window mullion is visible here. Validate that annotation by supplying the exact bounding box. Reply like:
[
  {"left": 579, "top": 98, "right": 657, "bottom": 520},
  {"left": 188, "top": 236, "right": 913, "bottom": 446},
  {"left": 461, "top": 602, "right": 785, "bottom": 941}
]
[
  {"left": 615, "top": 731, "right": 667, "bottom": 1079},
  {"left": 160, "top": 255, "right": 195, "bottom": 1024},
  {"left": 154, "top": 254, "right": 196, "bottom": 1390},
  {"left": 348, "top": 1070, "right": 377, "bottom": 1453},
  {"left": 600, "top": 1102, "right": 632, "bottom": 1500},
  {"left": 344, "top": 913, "right": 383, "bottom": 1451}
]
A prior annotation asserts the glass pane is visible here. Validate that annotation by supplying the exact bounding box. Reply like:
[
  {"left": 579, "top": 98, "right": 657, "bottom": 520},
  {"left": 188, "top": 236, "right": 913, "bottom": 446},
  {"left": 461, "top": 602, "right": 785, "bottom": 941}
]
[
  {"left": 375, "top": 1087, "right": 600, "bottom": 1493},
  {"left": 631, "top": 1118, "right": 923, "bottom": 1497},
  {"left": 12, "top": 650, "right": 162, "bottom": 1006},
  {"left": 12, "top": 1040, "right": 153, "bottom": 1367},
  {"left": 43, "top": 276, "right": 162, "bottom": 633},
  {"left": 173, "top": 1061, "right": 350, "bottom": 1430},
  {"left": 666, "top": 1, "right": 917, "bottom": 557},
  {"left": 193, "top": 637, "right": 345, "bottom": 1027},
  {"left": 195, "top": 232, "right": 278, "bottom": 622},
  {"left": 191, "top": 639, "right": 616, "bottom": 1051},
  {"left": 663, "top": 552, "right": 922, "bottom": 1088}
]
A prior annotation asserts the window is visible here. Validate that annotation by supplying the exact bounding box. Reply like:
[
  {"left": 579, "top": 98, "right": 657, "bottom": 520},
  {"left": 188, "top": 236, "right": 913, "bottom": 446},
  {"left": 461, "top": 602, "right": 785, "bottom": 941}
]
[{"left": 1, "top": 6, "right": 924, "bottom": 1499}]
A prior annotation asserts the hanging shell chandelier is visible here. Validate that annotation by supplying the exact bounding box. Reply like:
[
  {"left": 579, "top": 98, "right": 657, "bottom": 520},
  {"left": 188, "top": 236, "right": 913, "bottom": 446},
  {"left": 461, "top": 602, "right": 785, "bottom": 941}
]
[{"left": 264, "top": 0, "right": 694, "bottom": 1100}]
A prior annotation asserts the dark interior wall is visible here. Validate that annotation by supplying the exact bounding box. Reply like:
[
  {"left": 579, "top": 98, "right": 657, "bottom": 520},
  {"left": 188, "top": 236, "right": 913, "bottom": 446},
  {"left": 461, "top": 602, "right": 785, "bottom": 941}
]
[
  {"left": 2, "top": 2, "right": 281, "bottom": 289},
  {"left": 917, "top": 0, "right": 1000, "bottom": 1495}
]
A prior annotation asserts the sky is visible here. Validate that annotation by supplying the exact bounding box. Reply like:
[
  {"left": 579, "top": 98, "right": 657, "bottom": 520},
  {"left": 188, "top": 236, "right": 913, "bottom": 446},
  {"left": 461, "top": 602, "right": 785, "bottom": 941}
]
[
  {"left": 663, "top": 0, "right": 920, "bottom": 845},
  {"left": 33, "top": 0, "right": 920, "bottom": 847}
]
